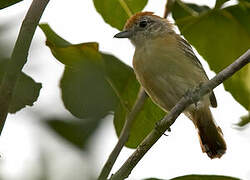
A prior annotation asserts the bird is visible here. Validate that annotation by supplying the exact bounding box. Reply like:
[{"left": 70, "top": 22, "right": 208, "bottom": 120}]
[{"left": 114, "top": 12, "right": 226, "bottom": 159}]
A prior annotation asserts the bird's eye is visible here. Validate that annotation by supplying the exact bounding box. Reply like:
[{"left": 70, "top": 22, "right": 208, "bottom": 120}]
[{"left": 139, "top": 20, "right": 147, "bottom": 28}]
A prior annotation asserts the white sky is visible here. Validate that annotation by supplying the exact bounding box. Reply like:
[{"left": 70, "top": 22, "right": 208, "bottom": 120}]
[{"left": 0, "top": 0, "right": 249, "bottom": 179}]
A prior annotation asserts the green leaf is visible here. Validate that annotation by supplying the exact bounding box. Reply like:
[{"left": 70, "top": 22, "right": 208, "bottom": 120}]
[
  {"left": 39, "top": 24, "right": 70, "bottom": 47},
  {"left": 102, "top": 54, "right": 165, "bottom": 148},
  {"left": 144, "top": 175, "right": 240, "bottom": 180},
  {"left": 170, "top": 174, "right": 240, "bottom": 180},
  {"left": 93, "top": 0, "right": 148, "bottom": 30},
  {"left": 215, "top": 0, "right": 230, "bottom": 8},
  {"left": 0, "top": 59, "right": 42, "bottom": 113},
  {"left": 40, "top": 24, "right": 117, "bottom": 119},
  {"left": 0, "top": 0, "right": 23, "bottom": 10},
  {"left": 40, "top": 24, "right": 165, "bottom": 148},
  {"left": 46, "top": 117, "right": 101, "bottom": 149},
  {"left": 172, "top": 2, "right": 250, "bottom": 111},
  {"left": 172, "top": 1, "right": 210, "bottom": 20},
  {"left": 52, "top": 44, "right": 117, "bottom": 119},
  {"left": 60, "top": 64, "right": 117, "bottom": 119},
  {"left": 48, "top": 42, "right": 101, "bottom": 67},
  {"left": 235, "top": 113, "right": 250, "bottom": 127}
]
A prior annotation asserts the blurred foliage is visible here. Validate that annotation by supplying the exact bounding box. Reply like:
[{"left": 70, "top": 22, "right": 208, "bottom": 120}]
[
  {"left": 172, "top": 0, "right": 250, "bottom": 112},
  {"left": 170, "top": 174, "right": 240, "bottom": 180},
  {"left": 0, "top": 0, "right": 23, "bottom": 10},
  {"left": 235, "top": 113, "right": 250, "bottom": 128},
  {"left": 144, "top": 174, "right": 240, "bottom": 180},
  {"left": 46, "top": 117, "right": 100, "bottom": 149},
  {"left": 0, "top": 23, "right": 41, "bottom": 114},
  {"left": 93, "top": 0, "right": 148, "bottom": 30},
  {"left": 40, "top": 24, "right": 165, "bottom": 148}
]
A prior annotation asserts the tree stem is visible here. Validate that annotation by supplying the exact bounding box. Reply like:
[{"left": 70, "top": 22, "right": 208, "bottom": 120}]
[
  {"left": 0, "top": 0, "right": 50, "bottom": 134},
  {"left": 111, "top": 49, "right": 250, "bottom": 179},
  {"left": 98, "top": 88, "right": 147, "bottom": 180}
]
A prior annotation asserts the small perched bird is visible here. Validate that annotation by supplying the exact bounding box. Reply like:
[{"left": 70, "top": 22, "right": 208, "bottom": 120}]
[{"left": 114, "top": 12, "right": 226, "bottom": 159}]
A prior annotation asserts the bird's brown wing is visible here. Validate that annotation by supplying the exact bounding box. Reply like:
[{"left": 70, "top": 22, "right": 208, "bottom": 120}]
[{"left": 177, "top": 36, "right": 217, "bottom": 107}]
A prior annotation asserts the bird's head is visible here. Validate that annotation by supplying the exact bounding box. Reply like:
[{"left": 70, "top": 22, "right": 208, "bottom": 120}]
[{"left": 114, "top": 12, "right": 174, "bottom": 46}]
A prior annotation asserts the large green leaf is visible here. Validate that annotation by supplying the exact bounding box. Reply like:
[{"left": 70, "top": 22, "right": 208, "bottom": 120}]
[
  {"left": 103, "top": 54, "right": 165, "bottom": 148},
  {"left": 40, "top": 24, "right": 117, "bottom": 119},
  {"left": 40, "top": 24, "right": 165, "bottom": 148},
  {"left": 0, "top": 0, "right": 23, "bottom": 10},
  {"left": 51, "top": 44, "right": 117, "bottom": 119},
  {"left": 0, "top": 59, "right": 42, "bottom": 113},
  {"left": 170, "top": 174, "right": 240, "bottom": 180},
  {"left": 60, "top": 65, "right": 117, "bottom": 119},
  {"left": 172, "top": 1, "right": 250, "bottom": 111},
  {"left": 93, "top": 0, "right": 148, "bottom": 30}
]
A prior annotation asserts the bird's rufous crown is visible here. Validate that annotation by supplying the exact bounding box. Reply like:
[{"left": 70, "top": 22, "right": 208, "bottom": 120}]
[
  {"left": 124, "top": 12, "right": 172, "bottom": 30},
  {"left": 124, "top": 12, "right": 155, "bottom": 29}
]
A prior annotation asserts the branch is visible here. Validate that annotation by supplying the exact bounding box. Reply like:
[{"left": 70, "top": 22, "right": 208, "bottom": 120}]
[
  {"left": 111, "top": 49, "right": 250, "bottom": 179},
  {"left": 163, "top": 0, "right": 175, "bottom": 18},
  {"left": 98, "top": 88, "right": 148, "bottom": 180},
  {"left": 0, "top": 0, "right": 50, "bottom": 134}
]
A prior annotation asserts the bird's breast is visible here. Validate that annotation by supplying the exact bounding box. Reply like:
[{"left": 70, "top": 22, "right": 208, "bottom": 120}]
[{"left": 133, "top": 37, "right": 207, "bottom": 111}]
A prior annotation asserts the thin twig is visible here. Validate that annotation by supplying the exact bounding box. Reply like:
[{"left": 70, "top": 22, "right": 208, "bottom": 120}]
[
  {"left": 163, "top": 0, "right": 175, "bottom": 18},
  {"left": 111, "top": 49, "right": 250, "bottom": 179},
  {"left": 98, "top": 1, "right": 145, "bottom": 178},
  {"left": 98, "top": 88, "right": 148, "bottom": 180},
  {"left": 0, "top": 0, "right": 50, "bottom": 134}
]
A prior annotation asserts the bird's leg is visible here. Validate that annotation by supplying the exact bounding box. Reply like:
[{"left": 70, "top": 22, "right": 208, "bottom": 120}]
[{"left": 184, "top": 82, "right": 204, "bottom": 108}]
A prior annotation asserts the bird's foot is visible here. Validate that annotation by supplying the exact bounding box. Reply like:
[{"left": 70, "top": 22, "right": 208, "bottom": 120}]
[{"left": 184, "top": 83, "right": 204, "bottom": 107}]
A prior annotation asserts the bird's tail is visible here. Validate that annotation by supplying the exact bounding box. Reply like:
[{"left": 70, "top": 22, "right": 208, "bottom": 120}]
[{"left": 189, "top": 106, "right": 226, "bottom": 159}]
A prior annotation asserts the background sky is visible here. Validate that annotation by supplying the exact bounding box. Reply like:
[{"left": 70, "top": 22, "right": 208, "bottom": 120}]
[{"left": 0, "top": 0, "right": 250, "bottom": 179}]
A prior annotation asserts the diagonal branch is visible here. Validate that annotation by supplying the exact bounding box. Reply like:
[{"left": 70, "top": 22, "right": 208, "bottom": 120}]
[
  {"left": 0, "top": 0, "right": 50, "bottom": 134},
  {"left": 98, "top": 88, "right": 148, "bottom": 180},
  {"left": 111, "top": 49, "right": 250, "bottom": 179}
]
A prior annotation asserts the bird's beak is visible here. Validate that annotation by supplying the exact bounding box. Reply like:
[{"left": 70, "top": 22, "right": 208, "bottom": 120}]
[{"left": 114, "top": 30, "right": 132, "bottom": 38}]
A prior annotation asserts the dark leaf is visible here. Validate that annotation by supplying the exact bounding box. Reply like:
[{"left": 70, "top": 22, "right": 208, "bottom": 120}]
[
  {"left": 46, "top": 117, "right": 101, "bottom": 149},
  {"left": 172, "top": 2, "right": 250, "bottom": 111},
  {"left": 60, "top": 64, "right": 117, "bottom": 119},
  {"left": 172, "top": 1, "right": 210, "bottom": 21},
  {"left": 0, "top": 59, "right": 42, "bottom": 113},
  {"left": 170, "top": 174, "right": 240, "bottom": 180},
  {"left": 40, "top": 24, "right": 117, "bottom": 119},
  {"left": 0, "top": 0, "right": 23, "bottom": 10},
  {"left": 235, "top": 113, "right": 250, "bottom": 127}
]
